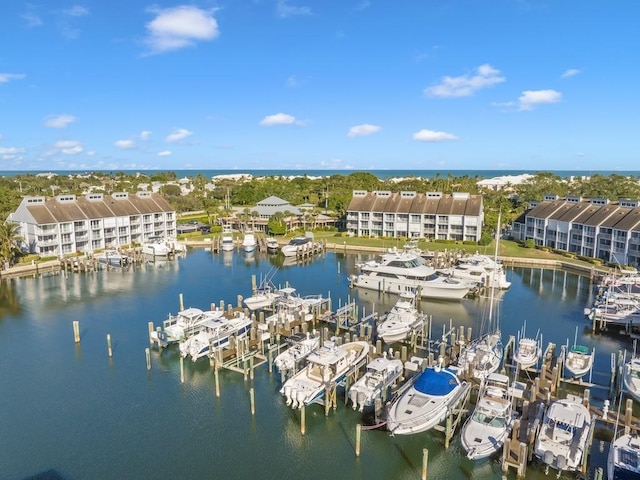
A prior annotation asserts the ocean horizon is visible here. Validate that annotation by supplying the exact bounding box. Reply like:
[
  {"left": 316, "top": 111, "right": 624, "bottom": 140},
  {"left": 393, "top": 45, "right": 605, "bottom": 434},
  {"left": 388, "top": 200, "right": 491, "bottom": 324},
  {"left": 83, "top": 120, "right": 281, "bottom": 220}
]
[{"left": 2, "top": 168, "right": 640, "bottom": 180}]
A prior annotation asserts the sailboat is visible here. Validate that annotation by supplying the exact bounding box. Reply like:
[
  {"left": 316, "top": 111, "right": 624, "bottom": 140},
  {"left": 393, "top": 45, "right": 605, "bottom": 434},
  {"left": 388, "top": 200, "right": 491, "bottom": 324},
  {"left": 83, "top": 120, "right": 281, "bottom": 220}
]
[
  {"left": 456, "top": 212, "right": 504, "bottom": 380},
  {"left": 564, "top": 326, "right": 594, "bottom": 380}
]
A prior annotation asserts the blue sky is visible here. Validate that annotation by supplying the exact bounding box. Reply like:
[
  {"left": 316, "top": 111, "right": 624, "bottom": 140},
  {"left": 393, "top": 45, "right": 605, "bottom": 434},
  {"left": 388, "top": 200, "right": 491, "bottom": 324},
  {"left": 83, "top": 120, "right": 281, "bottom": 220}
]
[{"left": 1, "top": 1, "right": 638, "bottom": 172}]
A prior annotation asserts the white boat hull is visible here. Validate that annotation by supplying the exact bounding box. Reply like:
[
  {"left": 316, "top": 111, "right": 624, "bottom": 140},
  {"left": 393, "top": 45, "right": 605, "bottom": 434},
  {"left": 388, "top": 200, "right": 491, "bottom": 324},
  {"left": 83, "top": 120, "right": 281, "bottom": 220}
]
[{"left": 608, "top": 433, "right": 640, "bottom": 480}]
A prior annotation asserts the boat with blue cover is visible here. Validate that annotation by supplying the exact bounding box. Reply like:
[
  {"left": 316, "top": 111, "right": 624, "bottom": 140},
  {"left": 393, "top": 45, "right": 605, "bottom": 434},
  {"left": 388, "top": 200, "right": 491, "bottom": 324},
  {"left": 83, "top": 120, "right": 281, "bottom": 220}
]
[{"left": 386, "top": 361, "right": 469, "bottom": 435}]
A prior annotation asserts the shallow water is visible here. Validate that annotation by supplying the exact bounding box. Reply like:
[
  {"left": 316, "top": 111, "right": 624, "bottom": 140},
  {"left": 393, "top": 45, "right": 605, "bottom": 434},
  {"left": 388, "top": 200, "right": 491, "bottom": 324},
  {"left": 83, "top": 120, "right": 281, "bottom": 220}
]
[{"left": 0, "top": 249, "right": 625, "bottom": 479}]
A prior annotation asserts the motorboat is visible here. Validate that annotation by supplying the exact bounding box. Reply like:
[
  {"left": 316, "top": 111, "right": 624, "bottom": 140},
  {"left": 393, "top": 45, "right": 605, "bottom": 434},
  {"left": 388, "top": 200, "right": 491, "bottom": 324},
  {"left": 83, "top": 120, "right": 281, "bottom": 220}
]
[
  {"left": 349, "top": 250, "right": 470, "bottom": 300},
  {"left": 281, "top": 236, "right": 314, "bottom": 257},
  {"left": 179, "top": 311, "right": 252, "bottom": 362},
  {"left": 348, "top": 354, "right": 403, "bottom": 412},
  {"left": 460, "top": 372, "right": 515, "bottom": 460},
  {"left": 386, "top": 362, "right": 469, "bottom": 435},
  {"left": 152, "top": 307, "right": 225, "bottom": 346},
  {"left": 244, "top": 267, "right": 281, "bottom": 311},
  {"left": 564, "top": 344, "right": 594, "bottom": 379},
  {"left": 265, "top": 287, "right": 324, "bottom": 326},
  {"left": 95, "top": 249, "right": 129, "bottom": 267},
  {"left": 456, "top": 253, "right": 511, "bottom": 290},
  {"left": 513, "top": 336, "right": 540, "bottom": 370},
  {"left": 221, "top": 225, "right": 235, "bottom": 252},
  {"left": 377, "top": 292, "right": 425, "bottom": 343},
  {"left": 280, "top": 340, "right": 369, "bottom": 409},
  {"left": 608, "top": 431, "right": 640, "bottom": 480},
  {"left": 534, "top": 394, "right": 593, "bottom": 476},
  {"left": 274, "top": 331, "right": 320, "bottom": 374},
  {"left": 623, "top": 356, "right": 640, "bottom": 403},
  {"left": 242, "top": 231, "right": 257, "bottom": 253},
  {"left": 142, "top": 236, "right": 184, "bottom": 257},
  {"left": 266, "top": 237, "right": 280, "bottom": 253},
  {"left": 438, "top": 262, "right": 488, "bottom": 288}
]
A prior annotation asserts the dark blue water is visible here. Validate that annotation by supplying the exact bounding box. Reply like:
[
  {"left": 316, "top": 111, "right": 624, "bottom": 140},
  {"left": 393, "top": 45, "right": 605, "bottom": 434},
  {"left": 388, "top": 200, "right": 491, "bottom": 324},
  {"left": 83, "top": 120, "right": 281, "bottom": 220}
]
[
  {"left": 1, "top": 169, "right": 639, "bottom": 180},
  {"left": 0, "top": 250, "right": 623, "bottom": 479}
]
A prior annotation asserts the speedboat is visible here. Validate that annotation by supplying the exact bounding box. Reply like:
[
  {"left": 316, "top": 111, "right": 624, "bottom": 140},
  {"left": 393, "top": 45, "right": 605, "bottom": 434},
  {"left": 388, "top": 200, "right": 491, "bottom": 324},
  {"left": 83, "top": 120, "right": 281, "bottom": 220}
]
[
  {"left": 179, "top": 312, "right": 252, "bottom": 361},
  {"left": 244, "top": 268, "right": 281, "bottom": 311},
  {"left": 608, "top": 431, "right": 640, "bottom": 480},
  {"left": 513, "top": 337, "right": 540, "bottom": 370},
  {"left": 461, "top": 372, "right": 515, "bottom": 460},
  {"left": 142, "top": 236, "right": 183, "bottom": 257},
  {"left": 266, "top": 237, "right": 280, "bottom": 253},
  {"left": 386, "top": 362, "right": 469, "bottom": 435},
  {"left": 348, "top": 355, "right": 403, "bottom": 412},
  {"left": 221, "top": 225, "right": 235, "bottom": 252},
  {"left": 274, "top": 332, "right": 320, "bottom": 373},
  {"left": 280, "top": 340, "right": 369, "bottom": 409},
  {"left": 152, "top": 307, "right": 225, "bottom": 346},
  {"left": 456, "top": 253, "right": 511, "bottom": 290},
  {"left": 242, "top": 232, "right": 257, "bottom": 253},
  {"left": 457, "top": 332, "right": 503, "bottom": 381},
  {"left": 534, "top": 394, "right": 592, "bottom": 476},
  {"left": 623, "top": 357, "right": 640, "bottom": 403},
  {"left": 95, "top": 249, "right": 129, "bottom": 267},
  {"left": 349, "top": 250, "right": 470, "bottom": 300},
  {"left": 377, "top": 292, "right": 425, "bottom": 343},
  {"left": 564, "top": 344, "right": 594, "bottom": 379},
  {"left": 281, "top": 236, "right": 314, "bottom": 257}
]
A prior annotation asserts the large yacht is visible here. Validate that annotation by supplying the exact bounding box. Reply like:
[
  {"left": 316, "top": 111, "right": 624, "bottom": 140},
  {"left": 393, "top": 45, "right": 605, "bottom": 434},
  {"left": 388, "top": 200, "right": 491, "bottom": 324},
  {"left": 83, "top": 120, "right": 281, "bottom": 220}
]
[{"left": 349, "top": 249, "right": 470, "bottom": 300}]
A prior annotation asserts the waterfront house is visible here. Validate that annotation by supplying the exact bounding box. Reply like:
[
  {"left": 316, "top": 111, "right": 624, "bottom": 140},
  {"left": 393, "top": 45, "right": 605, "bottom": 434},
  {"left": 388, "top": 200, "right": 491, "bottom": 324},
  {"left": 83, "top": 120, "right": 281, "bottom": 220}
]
[
  {"left": 346, "top": 190, "right": 483, "bottom": 242},
  {"left": 7, "top": 192, "right": 176, "bottom": 257}
]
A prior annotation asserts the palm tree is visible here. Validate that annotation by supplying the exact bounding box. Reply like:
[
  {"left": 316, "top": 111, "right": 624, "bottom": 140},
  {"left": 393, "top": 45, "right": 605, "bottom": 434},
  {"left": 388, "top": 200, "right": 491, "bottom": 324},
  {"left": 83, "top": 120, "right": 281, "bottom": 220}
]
[{"left": 0, "top": 221, "right": 22, "bottom": 269}]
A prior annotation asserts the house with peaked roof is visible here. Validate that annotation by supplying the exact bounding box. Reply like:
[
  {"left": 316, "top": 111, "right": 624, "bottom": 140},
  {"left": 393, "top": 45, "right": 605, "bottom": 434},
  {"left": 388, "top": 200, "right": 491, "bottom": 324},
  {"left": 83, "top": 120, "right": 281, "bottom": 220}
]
[
  {"left": 7, "top": 192, "right": 176, "bottom": 256},
  {"left": 346, "top": 190, "right": 483, "bottom": 241},
  {"left": 512, "top": 195, "right": 640, "bottom": 266}
]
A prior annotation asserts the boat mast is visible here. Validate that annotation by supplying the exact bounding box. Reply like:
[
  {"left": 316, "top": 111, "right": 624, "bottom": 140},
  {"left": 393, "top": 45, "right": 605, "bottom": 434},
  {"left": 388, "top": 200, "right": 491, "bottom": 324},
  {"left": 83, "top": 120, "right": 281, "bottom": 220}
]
[{"left": 487, "top": 210, "right": 501, "bottom": 330}]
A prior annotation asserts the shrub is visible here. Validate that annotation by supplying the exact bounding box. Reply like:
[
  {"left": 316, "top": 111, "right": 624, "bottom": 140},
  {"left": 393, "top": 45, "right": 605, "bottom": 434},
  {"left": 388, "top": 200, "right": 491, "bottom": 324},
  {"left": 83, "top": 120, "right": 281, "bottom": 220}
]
[{"left": 523, "top": 239, "right": 535, "bottom": 249}]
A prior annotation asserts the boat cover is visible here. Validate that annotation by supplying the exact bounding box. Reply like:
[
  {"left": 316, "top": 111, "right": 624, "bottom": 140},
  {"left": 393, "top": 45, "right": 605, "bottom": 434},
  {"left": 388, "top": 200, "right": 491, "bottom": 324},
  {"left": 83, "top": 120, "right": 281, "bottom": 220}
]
[{"left": 413, "top": 368, "right": 458, "bottom": 396}]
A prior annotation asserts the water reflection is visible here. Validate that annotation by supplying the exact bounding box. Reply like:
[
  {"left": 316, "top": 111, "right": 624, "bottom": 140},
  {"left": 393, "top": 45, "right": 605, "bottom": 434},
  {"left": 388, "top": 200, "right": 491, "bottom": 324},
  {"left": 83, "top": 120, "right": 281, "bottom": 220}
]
[{"left": 0, "top": 279, "right": 20, "bottom": 319}]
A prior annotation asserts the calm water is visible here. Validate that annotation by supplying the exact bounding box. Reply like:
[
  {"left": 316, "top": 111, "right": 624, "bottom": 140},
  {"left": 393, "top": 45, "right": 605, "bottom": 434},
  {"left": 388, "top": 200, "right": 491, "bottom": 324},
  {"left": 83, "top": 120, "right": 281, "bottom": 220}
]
[{"left": 0, "top": 249, "right": 626, "bottom": 479}]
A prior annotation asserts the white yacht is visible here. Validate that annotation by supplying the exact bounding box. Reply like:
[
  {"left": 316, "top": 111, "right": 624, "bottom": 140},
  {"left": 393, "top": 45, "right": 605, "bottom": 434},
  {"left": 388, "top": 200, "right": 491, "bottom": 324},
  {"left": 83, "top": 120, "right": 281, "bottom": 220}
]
[
  {"left": 142, "top": 236, "right": 184, "bottom": 257},
  {"left": 179, "top": 312, "right": 252, "bottom": 362},
  {"left": 242, "top": 231, "right": 257, "bottom": 253},
  {"left": 281, "top": 236, "right": 314, "bottom": 257},
  {"left": 152, "top": 307, "right": 225, "bottom": 346},
  {"left": 266, "top": 237, "right": 280, "bottom": 253},
  {"left": 280, "top": 340, "right": 369, "bottom": 409},
  {"left": 96, "top": 249, "right": 130, "bottom": 267},
  {"left": 377, "top": 292, "right": 425, "bottom": 343},
  {"left": 386, "top": 363, "right": 469, "bottom": 435},
  {"left": 274, "top": 332, "right": 320, "bottom": 374},
  {"left": 349, "top": 250, "right": 470, "bottom": 300},
  {"left": 513, "top": 336, "right": 540, "bottom": 370},
  {"left": 564, "top": 344, "right": 594, "bottom": 379},
  {"left": 461, "top": 372, "right": 515, "bottom": 460},
  {"left": 623, "top": 356, "right": 640, "bottom": 403},
  {"left": 348, "top": 355, "right": 403, "bottom": 412},
  {"left": 608, "top": 431, "right": 640, "bottom": 480},
  {"left": 221, "top": 225, "right": 235, "bottom": 252},
  {"left": 534, "top": 394, "right": 592, "bottom": 475},
  {"left": 456, "top": 253, "right": 511, "bottom": 290}
]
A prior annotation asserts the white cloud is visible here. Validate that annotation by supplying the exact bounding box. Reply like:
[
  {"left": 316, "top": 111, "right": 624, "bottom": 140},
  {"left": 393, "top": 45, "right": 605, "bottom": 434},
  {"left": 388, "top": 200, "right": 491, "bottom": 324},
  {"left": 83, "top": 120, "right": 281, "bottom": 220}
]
[
  {"left": 145, "top": 6, "right": 219, "bottom": 54},
  {"left": 561, "top": 68, "right": 581, "bottom": 79},
  {"left": 347, "top": 124, "right": 381, "bottom": 138},
  {"left": 259, "top": 113, "right": 301, "bottom": 126},
  {"left": 412, "top": 129, "right": 458, "bottom": 142},
  {"left": 165, "top": 128, "right": 193, "bottom": 142},
  {"left": 114, "top": 139, "right": 136, "bottom": 149},
  {"left": 276, "top": 0, "right": 312, "bottom": 18},
  {"left": 64, "top": 5, "right": 89, "bottom": 17},
  {"left": 518, "top": 89, "right": 562, "bottom": 110},
  {"left": 86, "top": 150, "right": 96, "bottom": 156},
  {"left": 22, "top": 12, "right": 42, "bottom": 27},
  {"left": 0, "top": 73, "right": 26, "bottom": 84},
  {"left": 54, "top": 140, "right": 83, "bottom": 155},
  {"left": 0, "top": 146, "right": 26, "bottom": 160},
  {"left": 44, "top": 114, "right": 76, "bottom": 128},
  {"left": 424, "top": 64, "right": 505, "bottom": 98},
  {"left": 140, "top": 130, "right": 152, "bottom": 140},
  {"left": 157, "top": 150, "right": 172, "bottom": 157}
]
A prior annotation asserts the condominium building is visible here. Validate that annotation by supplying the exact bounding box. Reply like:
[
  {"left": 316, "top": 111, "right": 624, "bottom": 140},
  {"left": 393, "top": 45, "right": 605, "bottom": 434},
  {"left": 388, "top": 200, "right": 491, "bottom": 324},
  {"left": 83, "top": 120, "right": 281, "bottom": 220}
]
[
  {"left": 512, "top": 194, "right": 640, "bottom": 266},
  {"left": 7, "top": 192, "right": 176, "bottom": 257},
  {"left": 346, "top": 190, "right": 483, "bottom": 242}
]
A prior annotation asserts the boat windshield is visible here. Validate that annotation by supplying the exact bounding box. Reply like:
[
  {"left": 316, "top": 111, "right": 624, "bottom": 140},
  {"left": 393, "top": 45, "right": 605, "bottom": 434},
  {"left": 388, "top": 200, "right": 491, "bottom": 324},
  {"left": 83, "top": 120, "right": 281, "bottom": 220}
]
[
  {"left": 471, "top": 410, "right": 506, "bottom": 428},
  {"left": 388, "top": 259, "right": 421, "bottom": 269}
]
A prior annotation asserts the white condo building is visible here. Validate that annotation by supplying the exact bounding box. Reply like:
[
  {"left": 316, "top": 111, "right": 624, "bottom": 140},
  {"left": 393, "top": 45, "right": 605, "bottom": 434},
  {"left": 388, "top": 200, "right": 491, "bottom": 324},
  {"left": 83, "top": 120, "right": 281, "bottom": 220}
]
[{"left": 7, "top": 192, "right": 176, "bottom": 257}]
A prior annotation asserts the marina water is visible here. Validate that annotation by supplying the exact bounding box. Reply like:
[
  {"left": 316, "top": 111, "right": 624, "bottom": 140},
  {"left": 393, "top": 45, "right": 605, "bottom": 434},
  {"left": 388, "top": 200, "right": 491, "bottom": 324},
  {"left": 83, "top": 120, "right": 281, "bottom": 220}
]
[{"left": 0, "top": 248, "right": 623, "bottom": 479}]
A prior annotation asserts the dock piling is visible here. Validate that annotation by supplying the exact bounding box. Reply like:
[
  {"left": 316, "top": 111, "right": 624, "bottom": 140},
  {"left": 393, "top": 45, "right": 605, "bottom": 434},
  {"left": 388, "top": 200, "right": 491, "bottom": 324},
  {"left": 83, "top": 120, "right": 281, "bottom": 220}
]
[
  {"left": 355, "top": 424, "right": 361, "bottom": 457},
  {"left": 145, "top": 348, "right": 151, "bottom": 370},
  {"left": 421, "top": 448, "right": 428, "bottom": 480},
  {"left": 180, "top": 356, "right": 185, "bottom": 383},
  {"left": 250, "top": 387, "right": 255, "bottom": 416},
  {"left": 72, "top": 320, "right": 80, "bottom": 343},
  {"left": 107, "top": 334, "right": 112, "bottom": 357}
]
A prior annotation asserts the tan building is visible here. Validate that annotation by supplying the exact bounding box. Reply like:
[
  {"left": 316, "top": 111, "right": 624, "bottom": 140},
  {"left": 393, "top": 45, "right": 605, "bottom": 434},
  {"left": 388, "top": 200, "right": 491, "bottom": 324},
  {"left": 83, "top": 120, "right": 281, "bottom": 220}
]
[
  {"left": 7, "top": 192, "right": 176, "bottom": 256},
  {"left": 346, "top": 190, "right": 483, "bottom": 241}
]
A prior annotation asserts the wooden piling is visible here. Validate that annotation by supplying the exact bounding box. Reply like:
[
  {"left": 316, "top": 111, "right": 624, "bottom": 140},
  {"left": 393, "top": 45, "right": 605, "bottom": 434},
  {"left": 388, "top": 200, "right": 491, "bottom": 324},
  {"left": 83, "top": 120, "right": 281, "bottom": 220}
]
[
  {"left": 145, "top": 347, "right": 151, "bottom": 370},
  {"left": 107, "top": 334, "right": 112, "bottom": 357},
  {"left": 73, "top": 320, "right": 80, "bottom": 343},
  {"left": 179, "top": 293, "right": 184, "bottom": 312},
  {"left": 421, "top": 448, "right": 428, "bottom": 480},
  {"left": 180, "top": 356, "right": 185, "bottom": 383},
  {"left": 214, "top": 363, "right": 220, "bottom": 398},
  {"left": 148, "top": 321, "right": 154, "bottom": 345},
  {"left": 355, "top": 424, "right": 362, "bottom": 457},
  {"left": 301, "top": 404, "right": 306, "bottom": 435},
  {"left": 250, "top": 387, "right": 255, "bottom": 416}
]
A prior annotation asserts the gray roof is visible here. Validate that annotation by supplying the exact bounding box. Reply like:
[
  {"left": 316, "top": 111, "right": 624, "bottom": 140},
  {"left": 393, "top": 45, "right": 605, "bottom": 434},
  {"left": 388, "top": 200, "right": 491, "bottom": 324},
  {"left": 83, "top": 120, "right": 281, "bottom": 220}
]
[{"left": 347, "top": 191, "right": 482, "bottom": 216}]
